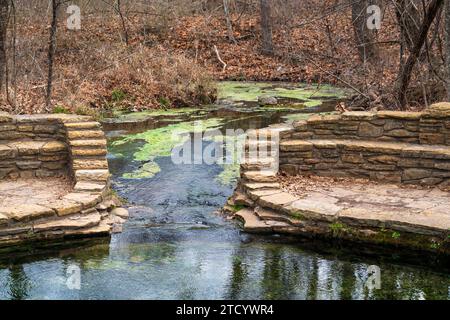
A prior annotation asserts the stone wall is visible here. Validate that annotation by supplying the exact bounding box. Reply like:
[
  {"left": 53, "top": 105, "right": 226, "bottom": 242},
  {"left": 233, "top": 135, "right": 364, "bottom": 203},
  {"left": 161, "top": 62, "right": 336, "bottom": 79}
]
[
  {"left": 279, "top": 103, "right": 450, "bottom": 187},
  {"left": 226, "top": 104, "right": 450, "bottom": 256},
  {"left": 284, "top": 103, "right": 450, "bottom": 145},
  {"left": 0, "top": 112, "right": 127, "bottom": 250}
]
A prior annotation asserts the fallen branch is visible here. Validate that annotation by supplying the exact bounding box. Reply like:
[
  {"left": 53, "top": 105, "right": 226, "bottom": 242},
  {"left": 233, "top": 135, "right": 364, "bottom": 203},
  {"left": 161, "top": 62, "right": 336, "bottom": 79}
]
[{"left": 213, "top": 45, "right": 227, "bottom": 72}]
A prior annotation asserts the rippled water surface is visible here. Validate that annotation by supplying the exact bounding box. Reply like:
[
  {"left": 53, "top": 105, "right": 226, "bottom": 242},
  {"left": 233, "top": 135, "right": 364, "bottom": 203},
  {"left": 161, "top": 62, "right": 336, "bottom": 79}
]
[{"left": 0, "top": 83, "right": 449, "bottom": 300}]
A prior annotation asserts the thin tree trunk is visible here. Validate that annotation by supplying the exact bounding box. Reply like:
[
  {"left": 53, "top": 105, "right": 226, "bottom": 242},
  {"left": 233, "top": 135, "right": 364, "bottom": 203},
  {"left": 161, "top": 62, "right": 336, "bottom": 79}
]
[
  {"left": 117, "top": 0, "right": 128, "bottom": 46},
  {"left": 0, "top": 0, "right": 9, "bottom": 93},
  {"left": 352, "top": 0, "right": 378, "bottom": 62},
  {"left": 397, "top": 0, "right": 444, "bottom": 108},
  {"left": 446, "top": 0, "right": 450, "bottom": 101},
  {"left": 395, "top": 0, "right": 422, "bottom": 52},
  {"left": 46, "top": 0, "right": 59, "bottom": 110},
  {"left": 223, "top": 0, "right": 237, "bottom": 44},
  {"left": 260, "top": 0, "right": 273, "bottom": 55}
]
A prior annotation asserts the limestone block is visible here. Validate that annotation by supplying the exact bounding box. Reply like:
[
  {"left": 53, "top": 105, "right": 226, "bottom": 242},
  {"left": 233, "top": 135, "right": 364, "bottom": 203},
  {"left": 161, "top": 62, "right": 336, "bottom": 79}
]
[
  {"left": 342, "top": 153, "right": 365, "bottom": 164},
  {"left": 423, "top": 102, "right": 450, "bottom": 118},
  {"left": 69, "top": 139, "right": 106, "bottom": 147},
  {"left": 33, "top": 212, "right": 102, "bottom": 233},
  {"left": 358, "top": 122, "right": 384, "bottom": 137},
  {"left": 402, "top": 168, "right": 432, "bottom": 181},
  {"left": 75, "top": 169, "right": 110, "bottom": 182},
  {"left": 235, "top": 208, "right": 272, "bottom": 233},
  {"left": 0, "top": 205, "right": 55, "bottom": 222},
  {"left": 258, "top": 192, "right": 298, "bottom": 211},
  {"left": 34, "top": 125, "right": 58, "bottom": 134},
  {"left": 72, "top": 159, "right": 108, "bottom": 170},
  {"left": 342, "top": 111, "right": 376, "bottom": 121},
  {"left": 111, "top": 208, "right": 129, "bottom": 219},
  {"left": 71, "top": 148, "right": 107, "bottom": 157},
  {"left": 280, "top": 140, "right": 313, "bottom": 152},
  {"left": 64, "top": 192, "right": 102, "bottom": 209},
  {"left": 42, "top": 141, "right": 67, "bottom": 153},
  {"left": 67, "top": 130, "right": 104, "bottom": 139},
  {"left": 48, "top": 200, "right": 83, "bottom": 216},
  {"left": 0, "top": 144, "right": 16, "bottom": 159},
  {"left": 286, "top": 195, "right": 341, "bottom": 222},
  {"left": 420, "top": 133, "right": 445, "bottom": 145},
  {"left": 16, "top": 161, "right": 41, "bottom": 170},
  {"left": 0, "top": 112, "right": 13, "bottom": 123},
  {"left": 376, "top": 111, "right": 422, "bottom": 120}
]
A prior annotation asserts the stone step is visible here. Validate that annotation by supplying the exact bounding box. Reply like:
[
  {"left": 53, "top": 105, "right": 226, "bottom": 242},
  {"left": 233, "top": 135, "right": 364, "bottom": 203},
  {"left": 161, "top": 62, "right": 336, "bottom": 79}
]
[
  {"left": 244, "top": 141, "right": 278, "bottom": 151},
  {"left": 254, "top": 207, "right": 303, "bottom": 226},
  {"left": 74, "top": 182, "right": 106, "bottom": 193},
  {"left": 243, "top": 182, "right": 281, "bottom": 190},
  {"left": 246, "top": 188, "right": 282, "bottom": 201},
  {"left": 63, "top": 192, "right": 102, "bottom": 209},
  {"left": 242, "top": 170, "right": 277, "bottom": 183},
  {"left": 75, "top": 169, "right": 110, "bottom": 182},
  {"left": 71, "top": 148, "right": 107, "bottom": 157},
  {"left": 257, "top": 192, "right": 298, "bottom": 212},
  {"left": 33, "top": 212, "right": 102, "bottom": 233},
  {"left": 234, "top": 208, "right": 272, "bottom": 233},
  {"left": 241, "top": 157, "right": 277, "bottom": 171},
  {"left": 0, "top": 205, "right": 55, "bottom": 223},
  {"left": 65, "top": 122, "right": 101, "bottom": 130},
  {"left": 69, "top": 139, "right": 107, "bottom": 148},
  {"left": 67, "top": 130, "right": 105, "bottom": 140},
  {"left": 72, "top": 159, "right": 109, "bottom": 170}
]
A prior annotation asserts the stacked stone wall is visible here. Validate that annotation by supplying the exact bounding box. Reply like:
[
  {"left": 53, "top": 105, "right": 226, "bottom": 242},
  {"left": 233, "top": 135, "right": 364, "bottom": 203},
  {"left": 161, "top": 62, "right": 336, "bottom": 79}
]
[{"left": 280, "top": 104, "right": 450, "bottom": 186}]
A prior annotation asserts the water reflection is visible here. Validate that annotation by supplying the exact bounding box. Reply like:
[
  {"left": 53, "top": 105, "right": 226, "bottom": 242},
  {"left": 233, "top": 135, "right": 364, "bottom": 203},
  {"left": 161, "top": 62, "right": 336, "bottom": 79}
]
[{"left": 0, "top": 239, "right": 448, "bottom": 300}]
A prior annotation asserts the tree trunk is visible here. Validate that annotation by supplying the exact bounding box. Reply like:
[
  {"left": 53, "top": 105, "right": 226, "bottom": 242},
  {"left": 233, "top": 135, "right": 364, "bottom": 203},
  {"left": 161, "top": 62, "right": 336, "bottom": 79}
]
[
  {"left": 46, "top": 0, "right": 59, "bottom": 110},
  {"left": 260, "top": 0, "right": 273, "bottom": 55},
  {"left": 223, "top": 0, "right": 237, "bottom": 44},
  {"left": 352, "top": 0, "right": 378, "bottom": 62},
  {"left": 116, "top": 0, "right": 129, "bottom": 46},
  {"left": 446, "top": 0, "right": 450, "bottom": 101},
  {"left": 395, "top": 0, "right": 422, "bottom": 53},
  {"left": 397, "top": 0, "right": 444, "bottom": 108},
  {"left": 0, "top": 0, "right": 9, "bottom": 92}
]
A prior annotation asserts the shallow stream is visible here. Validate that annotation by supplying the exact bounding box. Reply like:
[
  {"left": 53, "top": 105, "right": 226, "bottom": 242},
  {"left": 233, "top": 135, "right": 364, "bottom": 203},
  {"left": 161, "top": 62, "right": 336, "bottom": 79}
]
[{"left": 0, "top": 82, "right": 448, "bottom": 300}]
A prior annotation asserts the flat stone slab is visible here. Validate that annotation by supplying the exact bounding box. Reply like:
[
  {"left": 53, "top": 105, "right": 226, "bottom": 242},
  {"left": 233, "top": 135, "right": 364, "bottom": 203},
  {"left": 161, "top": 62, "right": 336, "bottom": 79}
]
[
  {"left": 258, "top": 192, "right": 298, "bottom": 211},
  {"left": 0, "top": 178, "right": 72, "bottom": 207},
  {"left": 279, "top": 175, "right": 450, "bottom": 235},
  {"left": 0, "top": 205, "right": 55, "bottom": 222},
  {"left": 234, "top": 208, "right": 272, "bottom": 233}
]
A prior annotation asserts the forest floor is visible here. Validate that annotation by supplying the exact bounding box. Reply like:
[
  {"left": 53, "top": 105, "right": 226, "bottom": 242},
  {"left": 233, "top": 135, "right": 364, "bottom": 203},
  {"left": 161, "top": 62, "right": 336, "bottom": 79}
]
[{"left": 0, "top": 1, "right": 446, "bottom": 114}]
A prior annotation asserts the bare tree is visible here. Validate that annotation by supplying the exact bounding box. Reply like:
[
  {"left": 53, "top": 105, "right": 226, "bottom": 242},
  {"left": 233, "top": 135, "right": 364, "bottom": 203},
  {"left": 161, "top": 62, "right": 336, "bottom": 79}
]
[
  {"left": 260, "top": 0, "right": 273, "bottom": 55},
  {"left": 446, "top": 0, "right": 450, "bottom": 100},
  {"left": 352, "top": 0, "right": 378, "bottom": 62},
  {"left": 397, "top": 0, "right": 444, "bottom": 108},
  {"left": 0, "top": 0, "right": 9, "bottom": 93},
  {"left": 46, "top": 0, "right": 62, "bottom": 110},
  {"left": 116, "top": 0, "right": 129, "bottom": 46},
  {"left": 395, "top": 0, "right": 422, "bottom": 53},
  {"left": 223, "top": 0, "right": 237, "bottom": 44}
]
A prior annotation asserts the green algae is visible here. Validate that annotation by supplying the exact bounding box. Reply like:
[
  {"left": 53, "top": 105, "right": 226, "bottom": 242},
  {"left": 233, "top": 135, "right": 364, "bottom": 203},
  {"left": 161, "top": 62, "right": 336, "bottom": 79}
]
[
  {"left": 111, "top": 108, "right": 203, "bottom": 122},
  {"left": 110, "top": 118, "right": 224, "bottom": 179},
  {"left": 218, "top": 81, "right": 347, "bottom": 105}
]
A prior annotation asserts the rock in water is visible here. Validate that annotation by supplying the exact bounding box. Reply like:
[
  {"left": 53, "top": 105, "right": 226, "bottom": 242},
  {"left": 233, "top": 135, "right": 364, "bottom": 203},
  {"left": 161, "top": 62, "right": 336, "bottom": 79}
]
[
  {"left": 258, "top": 96, "right": 278, "bottom": 106},
  {"left": 111, "top": 208, "right": 129, "bottom": 219}
]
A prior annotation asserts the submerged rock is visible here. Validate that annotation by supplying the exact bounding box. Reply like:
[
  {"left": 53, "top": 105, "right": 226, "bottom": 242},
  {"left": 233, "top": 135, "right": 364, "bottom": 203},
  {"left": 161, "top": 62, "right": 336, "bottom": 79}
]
[{"left": 258, "top": 96, "right": 278, "bottom": 106}]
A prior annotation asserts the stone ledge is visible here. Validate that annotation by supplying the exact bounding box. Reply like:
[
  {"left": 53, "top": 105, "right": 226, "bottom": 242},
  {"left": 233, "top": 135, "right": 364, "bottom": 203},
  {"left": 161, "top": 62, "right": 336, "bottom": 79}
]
[{"left": 229, "top": 179, "right": 450, "bottom": 254}]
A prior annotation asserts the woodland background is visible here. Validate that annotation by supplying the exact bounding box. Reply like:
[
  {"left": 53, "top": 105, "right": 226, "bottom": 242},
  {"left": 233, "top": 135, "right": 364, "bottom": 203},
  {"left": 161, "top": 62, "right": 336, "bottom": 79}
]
[{"left": 0, "top": 0, "right": 449, "bottom": 114}]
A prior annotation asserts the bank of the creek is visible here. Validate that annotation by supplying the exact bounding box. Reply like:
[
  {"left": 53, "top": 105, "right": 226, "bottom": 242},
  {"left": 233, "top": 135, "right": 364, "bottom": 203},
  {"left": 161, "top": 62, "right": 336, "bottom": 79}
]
[{"left": 0, "top": 82, "right": 449, "bottom": 300}]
